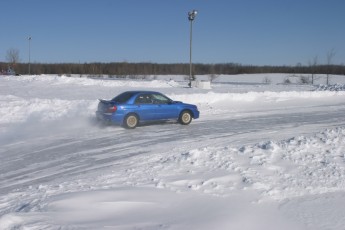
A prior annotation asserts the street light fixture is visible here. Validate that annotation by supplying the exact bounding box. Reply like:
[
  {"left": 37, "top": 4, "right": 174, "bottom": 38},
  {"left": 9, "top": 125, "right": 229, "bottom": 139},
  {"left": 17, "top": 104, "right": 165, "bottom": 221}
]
[
  {"left": 28, "top": 36, "right": 32, "bottom": 75},
  {"left": 188, "top": 10, "right": 197, "bottom": 87}
]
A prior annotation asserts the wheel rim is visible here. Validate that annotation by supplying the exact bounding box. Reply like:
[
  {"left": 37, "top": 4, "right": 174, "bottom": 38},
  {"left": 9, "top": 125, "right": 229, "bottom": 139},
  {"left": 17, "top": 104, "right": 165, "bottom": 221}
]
[
  {"left": 127, "top": 115, "right": 137, "bottom": 127},
  {"left": 182, "top": 112, "right": 191, "bottom": 123}
]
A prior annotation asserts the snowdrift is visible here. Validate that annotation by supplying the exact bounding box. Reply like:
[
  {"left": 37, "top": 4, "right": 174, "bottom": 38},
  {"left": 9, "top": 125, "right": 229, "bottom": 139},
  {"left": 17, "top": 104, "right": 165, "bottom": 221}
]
[
  {"left": 1, "top": 84, "right": 345, "bottom": 125},
  {"left": 1, "top": 75, "right": 180, "bottom": 88}
]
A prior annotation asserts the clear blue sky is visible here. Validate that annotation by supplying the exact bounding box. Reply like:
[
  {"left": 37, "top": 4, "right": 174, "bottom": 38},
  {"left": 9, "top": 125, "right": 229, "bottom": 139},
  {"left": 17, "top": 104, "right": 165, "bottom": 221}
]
[{"left": 1, "top": 0, "right": 344, "bottom": 66}]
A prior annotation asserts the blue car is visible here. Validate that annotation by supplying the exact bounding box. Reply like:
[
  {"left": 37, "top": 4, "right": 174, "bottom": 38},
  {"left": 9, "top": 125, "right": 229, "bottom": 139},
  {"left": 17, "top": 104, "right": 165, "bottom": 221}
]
[{"left": 96, "top": 91, "right": 200, "bottom": 129}]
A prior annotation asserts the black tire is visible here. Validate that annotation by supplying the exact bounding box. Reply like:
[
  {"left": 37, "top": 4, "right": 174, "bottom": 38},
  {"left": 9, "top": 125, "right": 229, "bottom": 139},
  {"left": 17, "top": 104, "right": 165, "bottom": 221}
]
[
  {"left": 179, "top": 110, "right": 192, "bottom": 125},
  {"left": 123, "top": 114, "right": 139, "bottom": 129}
]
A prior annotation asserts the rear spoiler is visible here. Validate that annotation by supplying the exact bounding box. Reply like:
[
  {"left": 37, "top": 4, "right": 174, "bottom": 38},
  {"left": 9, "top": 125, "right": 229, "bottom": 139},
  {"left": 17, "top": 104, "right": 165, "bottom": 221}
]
[{"left": 98, "top": 99, "right": 112, "bottom": 103}]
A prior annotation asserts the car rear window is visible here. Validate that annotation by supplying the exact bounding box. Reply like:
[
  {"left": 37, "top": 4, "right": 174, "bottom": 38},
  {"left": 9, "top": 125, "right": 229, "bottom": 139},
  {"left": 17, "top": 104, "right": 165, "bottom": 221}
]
[{"left": 111, "top": 92, "right": 135, "bottom": 103}]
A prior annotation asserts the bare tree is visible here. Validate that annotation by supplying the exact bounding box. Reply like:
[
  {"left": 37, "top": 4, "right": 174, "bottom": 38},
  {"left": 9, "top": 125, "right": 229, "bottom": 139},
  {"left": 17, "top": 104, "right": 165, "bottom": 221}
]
[
  {"left": 6, "top": 48, "right": 20, "bottom": 67},
  {"left": 208, "top": 64, "right": 219, "bottom": 82},
  {"left": 208, "top": 73, "right": 219, "bottom": 82},
  {"left": 262, "top": 76, "right": 272, "bottom": 84},
  {"left": 326, "top": 49, "right": 336, "bottom": 85},
  {"left": 299, "top": 75, "right": 311, "bottom": 84},
  {"left": 308, "top": 55, "right": 318, "bottom": 85}
]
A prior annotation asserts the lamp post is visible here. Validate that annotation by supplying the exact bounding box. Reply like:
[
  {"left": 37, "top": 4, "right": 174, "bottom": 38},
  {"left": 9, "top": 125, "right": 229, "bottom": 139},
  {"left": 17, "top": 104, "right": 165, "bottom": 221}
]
[
  {"left": 188, "top": 10, "right": 197, "bottom": 87},
  {"left": 28, "top": 36, "right": 31, "bottom": 75}
]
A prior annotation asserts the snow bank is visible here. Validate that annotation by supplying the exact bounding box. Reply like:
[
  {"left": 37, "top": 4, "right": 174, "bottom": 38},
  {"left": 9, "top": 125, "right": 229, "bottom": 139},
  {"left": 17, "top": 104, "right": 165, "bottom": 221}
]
[
  {"left": 1, "top": 75, "right": 180, "bottom": 88},
  {"left": 0, "top": 95, "right": 97, "bottom": 124},
  {"left": 150, "top": 127, "right": 345, "bottom": 201},
  {"left": 169, "top": 90, "right": 345, "bottom": 105},
  {"left": 1, "top": 127, "right": 344, "bottom": 229},
  {"left": 1, "top": 90, "right": 345, "bottom": 125}
]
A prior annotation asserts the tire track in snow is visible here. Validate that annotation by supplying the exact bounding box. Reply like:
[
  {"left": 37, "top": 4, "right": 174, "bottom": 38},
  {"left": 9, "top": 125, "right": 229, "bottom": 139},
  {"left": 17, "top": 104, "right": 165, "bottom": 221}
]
[{"left": 1, "top": 103, "right": 345, "bottom": 195}]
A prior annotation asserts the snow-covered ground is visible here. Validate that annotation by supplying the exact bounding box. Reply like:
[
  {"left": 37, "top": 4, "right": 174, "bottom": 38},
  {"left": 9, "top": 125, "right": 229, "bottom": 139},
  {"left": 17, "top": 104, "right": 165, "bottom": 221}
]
[{"left": 0, "top": 73, "right": 345, "bottom": 229}]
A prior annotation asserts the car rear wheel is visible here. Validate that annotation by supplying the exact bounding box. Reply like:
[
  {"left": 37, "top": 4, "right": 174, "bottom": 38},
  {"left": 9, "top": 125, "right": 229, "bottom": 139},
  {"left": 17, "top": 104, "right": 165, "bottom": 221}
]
[
  {"left": 179, "top": 111, "right": 192, "bottom": 125},
  {"left": 124, "top": 114, "right": 138, "bottom": 129}
]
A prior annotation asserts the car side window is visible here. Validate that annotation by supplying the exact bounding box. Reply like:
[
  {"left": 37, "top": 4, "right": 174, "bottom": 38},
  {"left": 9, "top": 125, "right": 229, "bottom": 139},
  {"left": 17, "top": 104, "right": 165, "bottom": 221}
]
[
  {"left": 111, "top": 92, "right": 135, "bottom": 103},
  {"left": 152, "top": 93, "right": 171, "bottom": 104},
  {"left": 135, "top": 94, "right": 153, "bottom": 104}
]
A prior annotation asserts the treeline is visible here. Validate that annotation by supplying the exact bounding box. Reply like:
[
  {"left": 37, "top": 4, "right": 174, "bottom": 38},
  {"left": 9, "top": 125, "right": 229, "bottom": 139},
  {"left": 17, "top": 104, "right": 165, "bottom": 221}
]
[{"left": 1, "top": 62, "right": 345, "bottom": 76}]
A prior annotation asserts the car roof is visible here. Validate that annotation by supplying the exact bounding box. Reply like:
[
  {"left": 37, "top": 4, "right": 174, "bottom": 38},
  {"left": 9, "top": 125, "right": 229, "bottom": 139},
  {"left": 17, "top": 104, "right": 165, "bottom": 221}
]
[{"left": 124, "top": 90, "right": 162, "bottom": 95}]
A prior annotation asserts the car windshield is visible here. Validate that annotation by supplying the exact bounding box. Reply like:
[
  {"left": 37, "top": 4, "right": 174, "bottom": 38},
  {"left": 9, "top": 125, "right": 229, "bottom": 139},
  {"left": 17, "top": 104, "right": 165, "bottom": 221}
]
[{"left": 111, "top": 92, "right": 135, "bottom": 103}]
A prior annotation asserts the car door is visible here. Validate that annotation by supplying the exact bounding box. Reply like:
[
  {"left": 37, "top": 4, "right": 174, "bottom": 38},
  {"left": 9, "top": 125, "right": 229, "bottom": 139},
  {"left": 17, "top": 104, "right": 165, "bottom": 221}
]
[
  {"left": 151, "top": 93, "right": 179, "bottom": 120},
  {"left": 134, "top": 94, "right": 157, "bottom": 121}
]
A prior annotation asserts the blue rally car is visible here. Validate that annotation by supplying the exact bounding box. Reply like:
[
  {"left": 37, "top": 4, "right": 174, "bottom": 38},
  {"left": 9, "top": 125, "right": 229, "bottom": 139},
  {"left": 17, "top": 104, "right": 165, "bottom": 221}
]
[{"left": 96, "top": 91, "right": 200, "bottom": 129}]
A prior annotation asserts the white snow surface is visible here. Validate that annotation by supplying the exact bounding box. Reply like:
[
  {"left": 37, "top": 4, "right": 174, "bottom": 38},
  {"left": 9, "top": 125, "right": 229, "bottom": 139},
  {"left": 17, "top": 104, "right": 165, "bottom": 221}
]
[{"left": 1, "top": 73, "right": 345, "bottom": 230}]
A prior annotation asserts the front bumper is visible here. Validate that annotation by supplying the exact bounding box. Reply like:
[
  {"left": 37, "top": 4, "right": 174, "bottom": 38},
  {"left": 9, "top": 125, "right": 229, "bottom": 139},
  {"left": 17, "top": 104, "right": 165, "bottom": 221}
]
[{"left": 193, "top": 110, "right": 200, "bottom": 119}]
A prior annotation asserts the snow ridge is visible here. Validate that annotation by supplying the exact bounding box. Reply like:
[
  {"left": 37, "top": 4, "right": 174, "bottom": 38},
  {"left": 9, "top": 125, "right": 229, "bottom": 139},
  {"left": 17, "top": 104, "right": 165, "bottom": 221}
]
[
  {"left": 2, "top": 90, "right": 344, "bottom": 125},
  {"left": 128, "top": 127, "right": 345, "bottom": 201},
  {"left": 1, "top": 75, "right": 180, "bottom": 88},
  {"left": 0, "top": 95, "right": 97, "bottom": 124}
]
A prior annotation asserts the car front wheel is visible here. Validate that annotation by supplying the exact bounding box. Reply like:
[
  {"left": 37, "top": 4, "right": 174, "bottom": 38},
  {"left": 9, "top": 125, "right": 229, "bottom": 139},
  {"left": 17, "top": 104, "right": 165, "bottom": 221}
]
[
  {"left": 179, "top": 111, "right": 192, "bottom": 125},
  {"left": 124, "top": 114, "right": 138, "bottom": 129}
]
